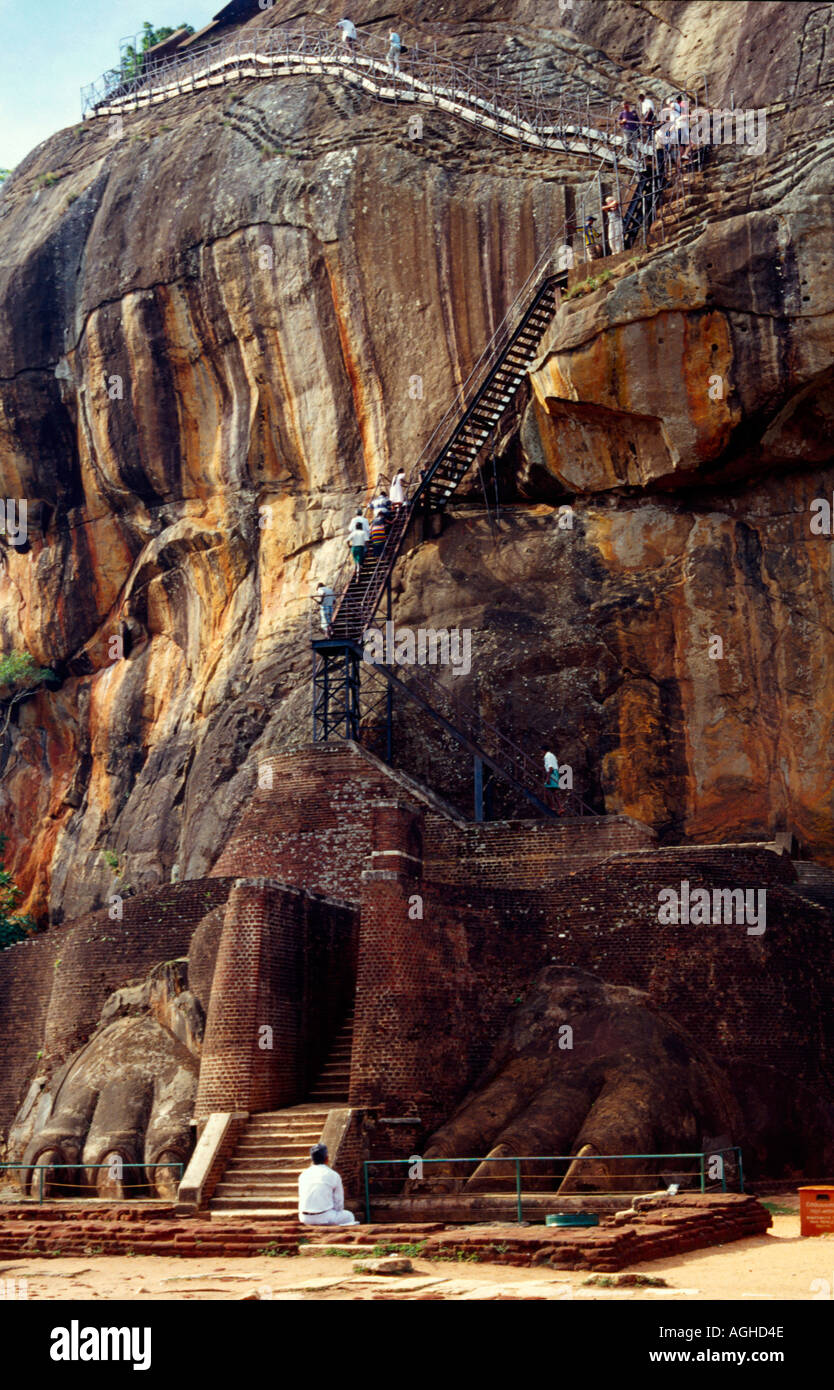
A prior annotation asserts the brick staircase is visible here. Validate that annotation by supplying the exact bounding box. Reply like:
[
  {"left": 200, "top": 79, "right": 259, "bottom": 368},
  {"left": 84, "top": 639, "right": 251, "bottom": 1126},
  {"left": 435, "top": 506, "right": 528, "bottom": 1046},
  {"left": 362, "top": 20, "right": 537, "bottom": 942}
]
[
  {"left": 209, "top": 1015, "right": 354, "bottom": 1215},
  {"left": 308, "top": 1011, "right": 354, "bottom": 1103},
  {"left": 791, "top": 862, "right": 834, "bottom": 913},
  {"left": 210, "top": 1105, "right": 331, "bottom": 1215}
]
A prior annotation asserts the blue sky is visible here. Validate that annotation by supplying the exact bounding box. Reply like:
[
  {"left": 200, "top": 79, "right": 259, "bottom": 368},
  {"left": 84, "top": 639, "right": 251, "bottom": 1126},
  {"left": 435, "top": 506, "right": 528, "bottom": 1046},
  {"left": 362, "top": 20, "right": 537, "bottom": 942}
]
[{"left": 0, "top": 0, "right": 221, "bottom": 170}]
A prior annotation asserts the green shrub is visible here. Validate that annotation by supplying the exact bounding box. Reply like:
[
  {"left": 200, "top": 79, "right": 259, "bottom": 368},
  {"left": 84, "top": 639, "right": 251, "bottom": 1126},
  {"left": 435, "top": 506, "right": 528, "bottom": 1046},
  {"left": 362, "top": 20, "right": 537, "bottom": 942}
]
[{"left": 0, "top": 834, "right": 35, "bottom": 949}]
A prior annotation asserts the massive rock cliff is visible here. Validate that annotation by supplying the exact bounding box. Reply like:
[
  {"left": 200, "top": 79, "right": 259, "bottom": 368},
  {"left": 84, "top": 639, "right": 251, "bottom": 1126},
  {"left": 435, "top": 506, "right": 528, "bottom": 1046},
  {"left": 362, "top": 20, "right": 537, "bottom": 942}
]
[{"left": 0, "top": 0, "right": 832, "bottom": 924}]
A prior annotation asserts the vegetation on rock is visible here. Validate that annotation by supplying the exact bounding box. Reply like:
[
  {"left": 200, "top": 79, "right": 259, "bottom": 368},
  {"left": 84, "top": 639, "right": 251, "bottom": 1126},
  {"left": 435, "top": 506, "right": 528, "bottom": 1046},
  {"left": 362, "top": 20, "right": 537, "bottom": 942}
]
[
  {"left": 119, "top": 21, "right": 195, "bottom": 81},
  {"left": 0, "top": 834, "right": 35, "bottom": 949},
  {"left": 0, "top": 652, "right": 55, "bottom": 737}
]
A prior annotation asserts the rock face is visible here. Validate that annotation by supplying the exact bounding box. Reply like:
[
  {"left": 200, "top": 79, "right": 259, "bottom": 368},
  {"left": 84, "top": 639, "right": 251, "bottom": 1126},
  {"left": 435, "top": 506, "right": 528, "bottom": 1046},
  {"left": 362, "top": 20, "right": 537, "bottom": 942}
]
[
  {"left": 9, "top": 960, "right": 202, "bottom": 1197},
  {"left": 0, "top": 0, "right": 832, "bottom": 923},
  {"left": 422, "top": 965, "right": 742, "bottom": 1192}
]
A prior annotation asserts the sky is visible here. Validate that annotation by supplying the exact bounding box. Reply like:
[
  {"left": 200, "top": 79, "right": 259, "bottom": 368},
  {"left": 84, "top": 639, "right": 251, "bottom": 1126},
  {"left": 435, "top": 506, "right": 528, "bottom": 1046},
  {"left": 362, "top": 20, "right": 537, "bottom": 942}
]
[{"left": 0, "top": 0, "right": 222, "bottom": 171}]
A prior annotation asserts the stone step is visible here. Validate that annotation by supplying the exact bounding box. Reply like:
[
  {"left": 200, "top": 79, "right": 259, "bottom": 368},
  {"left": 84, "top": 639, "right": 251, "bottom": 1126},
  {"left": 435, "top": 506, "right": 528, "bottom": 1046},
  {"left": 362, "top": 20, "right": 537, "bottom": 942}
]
[
  {"left": 215, "top": 1180, "right": 299, "bottom": 1194},
  {"left": 226, "top": 1161, "right": 308, "bottom": 1174},
  {"left": 248, "top": 1110, "right": 330, "bottom": 1118},
  {"left": 211, "top": 1197, "right": 299, "bottom": 1212},
  {"left": 238, "top": 1133, "right": 323, "bottom": 1146},
  {"left": 246, "top": 1117, "right": 326, "bottom": 1128},
  {"left": 246, "top": 1119, "right": 327, "bottom": 1131},
  {"left": 234, "top": 1139, "right": 312, "bottom": 1150},
  {"left": 236, "top": 1141, "right": 320, "bottom": 1154}
]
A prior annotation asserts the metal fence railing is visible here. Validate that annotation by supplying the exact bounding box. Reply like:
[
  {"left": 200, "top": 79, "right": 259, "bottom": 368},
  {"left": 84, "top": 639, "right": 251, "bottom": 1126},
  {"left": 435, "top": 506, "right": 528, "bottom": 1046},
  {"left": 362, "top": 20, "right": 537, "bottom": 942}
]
[
  {"left": 0, "top": 1161, "right": 184, "bottom": 1203},
  {"left": 363, "top": 1148, "right": 745, "bottom": 1222},
  {"left": 81, "top": 23, "right": 641, "bottom": 181}
]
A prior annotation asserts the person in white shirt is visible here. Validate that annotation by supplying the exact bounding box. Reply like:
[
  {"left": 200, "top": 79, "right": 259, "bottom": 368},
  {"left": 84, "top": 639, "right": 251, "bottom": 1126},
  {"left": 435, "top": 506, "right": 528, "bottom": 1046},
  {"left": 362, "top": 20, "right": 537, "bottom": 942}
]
[
  {"left": 638, "top": 92, "right": 655, "bottom": 143},
  {"left": 316, "top": 582, "right": 336, "bottom": 633},
  {"left": 674, "top": 93, "right": 689, "bottom": 158},
  {"left": 347, "top": 512, "right": 370, "bottom": 573},
  {"left": 387, "top": 30, "right": 402, "bottom": 73},
  {"left": 337, "top": 18, "right": 358, "bottom": 49},
  {"left": 603, "top": 197, "right": 624, "bottom": 255},
  {"left": 298, "top": 1144, "right": 357, "bottom": 1225},
  {"left": 370, "top": 490, "right": 392, "bottom": 520},
  {"left": 541, "top": 743, "right": 562, "bottom": 813},
  {"left": 655, "top": 105, "right": 674, "bottom": 175},
  {"left": 556, "top": 241, "right": 575, "bottom": 273},
  {"left": 389, "top": 469, "right": 407, "bottom": 507}
]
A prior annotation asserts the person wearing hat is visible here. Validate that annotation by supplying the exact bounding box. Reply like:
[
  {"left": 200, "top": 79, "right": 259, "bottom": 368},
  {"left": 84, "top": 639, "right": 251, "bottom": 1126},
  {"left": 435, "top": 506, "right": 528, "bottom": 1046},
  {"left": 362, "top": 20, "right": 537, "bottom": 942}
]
[
  {"left": 602, "top": 196, "right": 624, "bottom": 255},
  {"left": 583, "top": 215, "right": 603, "bottom": 260},
  {"left": 298, "top": 1143, "right": 358, "bottom": 1225}
]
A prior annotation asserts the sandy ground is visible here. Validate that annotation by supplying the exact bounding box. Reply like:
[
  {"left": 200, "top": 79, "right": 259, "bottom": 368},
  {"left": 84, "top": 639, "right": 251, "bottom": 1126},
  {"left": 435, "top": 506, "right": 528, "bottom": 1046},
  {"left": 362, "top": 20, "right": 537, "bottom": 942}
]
[{"left": 4, "top": 1196, "right": 834, "bottom": 1301}]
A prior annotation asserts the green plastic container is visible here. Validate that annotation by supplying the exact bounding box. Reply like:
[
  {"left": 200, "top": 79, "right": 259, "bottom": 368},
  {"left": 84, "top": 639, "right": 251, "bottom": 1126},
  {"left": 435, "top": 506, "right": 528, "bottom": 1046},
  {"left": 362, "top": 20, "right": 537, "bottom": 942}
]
[{"left": 546, "top": 1212, "right": 599, "bottom": 1227}]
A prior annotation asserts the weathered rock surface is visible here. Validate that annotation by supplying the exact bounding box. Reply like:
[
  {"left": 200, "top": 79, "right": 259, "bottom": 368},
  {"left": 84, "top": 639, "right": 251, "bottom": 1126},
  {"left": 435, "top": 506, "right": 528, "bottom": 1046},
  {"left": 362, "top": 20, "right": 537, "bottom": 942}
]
[
  {"left": 8, "top": 959, "right": 204, "bottom": 1196},
  {"left": 0, "top": 0, "right": 832, "bottom": 923},
  {"left": 421, "top": 965, "right": 746, "bottom": 1190}
]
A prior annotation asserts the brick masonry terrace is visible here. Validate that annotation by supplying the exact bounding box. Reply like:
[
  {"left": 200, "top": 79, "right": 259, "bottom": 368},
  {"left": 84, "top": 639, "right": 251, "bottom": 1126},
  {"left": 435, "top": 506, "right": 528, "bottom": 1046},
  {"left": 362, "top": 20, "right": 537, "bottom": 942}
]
[
  {"left": 210, "top": 742, "right": 656, "bottom": 901},
  {"left": 0, "top": 1194, "right": 771, "bottom": 1270}
]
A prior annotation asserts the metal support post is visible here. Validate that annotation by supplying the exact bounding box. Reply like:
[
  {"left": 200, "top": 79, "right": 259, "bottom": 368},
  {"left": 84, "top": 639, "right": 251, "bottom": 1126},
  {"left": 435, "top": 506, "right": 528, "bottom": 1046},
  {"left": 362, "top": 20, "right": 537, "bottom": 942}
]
[
  {"left": 474, "top": 756, "right": 485, "bottom": 821},
  {"left": 385, "top": 579, "right": 393, "bottom": 763}
]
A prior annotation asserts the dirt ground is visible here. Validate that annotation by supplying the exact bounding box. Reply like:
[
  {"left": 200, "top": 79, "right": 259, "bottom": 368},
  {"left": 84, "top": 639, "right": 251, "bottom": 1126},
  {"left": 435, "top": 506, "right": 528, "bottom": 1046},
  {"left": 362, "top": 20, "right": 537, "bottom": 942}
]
[{"left": 4, "top": 1194, "right": 834, "bottom": 1300}]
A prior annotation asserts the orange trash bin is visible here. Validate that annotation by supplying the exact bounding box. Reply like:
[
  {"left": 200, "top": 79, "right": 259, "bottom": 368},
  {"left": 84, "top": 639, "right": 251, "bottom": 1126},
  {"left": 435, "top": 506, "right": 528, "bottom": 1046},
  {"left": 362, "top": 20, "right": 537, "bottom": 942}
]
[{"left": 799, "top": 1186, "right": 834, "bottom": 1236}]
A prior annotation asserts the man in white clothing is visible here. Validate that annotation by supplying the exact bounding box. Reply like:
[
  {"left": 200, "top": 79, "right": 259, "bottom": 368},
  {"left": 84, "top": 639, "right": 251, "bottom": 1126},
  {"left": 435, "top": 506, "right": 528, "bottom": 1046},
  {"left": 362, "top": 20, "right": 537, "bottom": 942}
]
[
  {"left": 541, "top": 743, "right": 562, "bottom": 814},
  {"left": 387, "top": 30, "right": 402, "bottom": 73},
  {"left": 389, "top": 469, "right": 407, "bottom": 507},
  {"left": 337, "top": 18, "right": 358, "bottom": 49},
  {"left": 347, "top": 512, "right": 370, "bottom": 573},
  {"left": 298, "top": 1144, "right": 358, "bottom": 1225}
]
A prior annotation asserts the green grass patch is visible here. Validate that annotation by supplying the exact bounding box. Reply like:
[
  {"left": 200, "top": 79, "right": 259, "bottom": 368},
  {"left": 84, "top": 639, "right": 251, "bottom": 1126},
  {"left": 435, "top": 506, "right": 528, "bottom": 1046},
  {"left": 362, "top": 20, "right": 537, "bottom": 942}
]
[
  {"left": 369, "top": 1241, "right": 426, "bottom": 1259},
  {"left": 563, "top": 268, "right": 614, "bottom": 301},
  {"left": 584, "top": 1273, "right": 667, "bottom": 1287}
]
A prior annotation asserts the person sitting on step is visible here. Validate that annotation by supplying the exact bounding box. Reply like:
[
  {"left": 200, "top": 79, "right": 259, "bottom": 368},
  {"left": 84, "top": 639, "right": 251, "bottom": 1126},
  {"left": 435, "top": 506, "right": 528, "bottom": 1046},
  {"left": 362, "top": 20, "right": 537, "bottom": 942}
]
[{"left": 298, "top": 1144, "right": 358, "bottom": 1226}]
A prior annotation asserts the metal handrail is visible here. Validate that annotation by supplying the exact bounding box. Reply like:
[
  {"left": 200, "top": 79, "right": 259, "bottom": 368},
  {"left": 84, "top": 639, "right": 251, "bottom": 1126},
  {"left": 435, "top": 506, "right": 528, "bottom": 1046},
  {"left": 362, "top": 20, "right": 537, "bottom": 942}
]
[
  {"left": 81, "top": 21, "right": 633, "bottom": 170},
  {"left": 363, "top": 1147, "right": 745, "bottom": 1222},
  {"left": 360, "top": 653, "right": 598, "bottom": 816},
  {"left": 324, "top": 116, "right": 685, "bottom": 675},
  {"left": 0, "top": 1160, "right": 185, "bottom": 1204}
]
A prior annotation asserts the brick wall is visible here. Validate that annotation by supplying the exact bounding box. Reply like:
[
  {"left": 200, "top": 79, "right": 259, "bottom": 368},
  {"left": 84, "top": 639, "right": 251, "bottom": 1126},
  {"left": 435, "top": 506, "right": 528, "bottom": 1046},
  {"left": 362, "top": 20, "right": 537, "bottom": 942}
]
[
  {"left": 424, "top": 815, "right": 656, "bottom": 888},
  {"left": 350, "top": 805, "right": 834, "bottom": 1140},
  {"left": 195, "top": 878, "right": 357, "bottom": 1118},
  {"left": 0, "top": 879, "right": 235, "bottom": 1138},
  {"left": 211, "top": 743, "right": 652, "bottom": 900}
]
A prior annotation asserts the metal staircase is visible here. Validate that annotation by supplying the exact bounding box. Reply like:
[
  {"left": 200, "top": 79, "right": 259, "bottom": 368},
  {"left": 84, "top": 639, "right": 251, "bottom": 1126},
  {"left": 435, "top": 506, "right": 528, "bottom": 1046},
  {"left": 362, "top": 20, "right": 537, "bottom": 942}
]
[
  {"left": 82, "top": 25, "right": 646, "bottom": 180},
  {"left": 312, "top": 136, "right": 705, "bottom": 818}
]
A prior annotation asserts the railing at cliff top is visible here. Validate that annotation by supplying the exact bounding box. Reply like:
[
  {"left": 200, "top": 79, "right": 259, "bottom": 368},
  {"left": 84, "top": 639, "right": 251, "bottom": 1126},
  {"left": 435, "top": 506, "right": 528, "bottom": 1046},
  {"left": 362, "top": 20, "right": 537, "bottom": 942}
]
[{"left": 80, "top": 23, "right": 638, "bottom": 173}]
